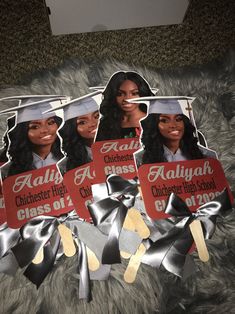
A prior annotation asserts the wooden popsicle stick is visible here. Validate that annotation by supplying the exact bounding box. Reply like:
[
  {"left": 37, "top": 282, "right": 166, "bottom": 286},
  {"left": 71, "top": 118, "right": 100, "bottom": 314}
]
[
  {"left": 128, "top": 208, "right": 150, "bottom": 239},
  {"left": 189, "top": 220, "right": 209, "bottom": 262},
  {"left": 32, "top": 247, "right": 44, "bottom": 264},
  {"left": 86, "top": 246, "right": 100, "bottom": 271},
  {"left": 124, "top": 243, "right": 146, "bottom": 283},
  {"left": 123, "top": 213, "right": 135, "bottom": 231},
  {"left": 121, "top": 211, "right": 136, "bottom": 259},
  {"left": 120, "top": 251, "right": 132, "bottom": 259},
  {"left": 58, "top": 224, "right": 76, "bottom": 257}
]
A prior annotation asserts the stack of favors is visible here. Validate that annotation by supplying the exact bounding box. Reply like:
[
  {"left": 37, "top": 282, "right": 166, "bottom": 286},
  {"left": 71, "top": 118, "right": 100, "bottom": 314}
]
[{"left": 0, "top": 69, "right": 234, "bottom": 313}]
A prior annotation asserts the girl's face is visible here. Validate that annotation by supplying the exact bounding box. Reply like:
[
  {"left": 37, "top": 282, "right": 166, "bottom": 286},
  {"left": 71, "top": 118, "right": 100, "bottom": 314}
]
[
  {"left": 28, "top": 117, "right": 58, "bottom": 146},
  {"left": 116, "top": 80, "right": 140, "bottom": 112},
  {"left": 158, "top": 114, "right": 184, "bottom": 142},
  {"left": 76, "top": 111, "right": 100, "bottom": 140}
]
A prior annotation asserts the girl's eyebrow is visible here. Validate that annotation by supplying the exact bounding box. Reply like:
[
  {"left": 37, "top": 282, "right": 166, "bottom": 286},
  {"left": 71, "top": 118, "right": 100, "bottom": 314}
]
[
  {"left": 29, "top": 121, "right": 41, "bottom": 125},
  {"left": 159, "top": 115, "right": 180, "bottom": 118},
  {"left": 29, "top": 118, "right": 55, "bottom": 124},
  {"left": 77, "top": 116, "right": 89, "bottom": 120},
  {"left": 159, "top": 115, "right": 170, "bottom": 118},
  {"left": 118, "top": 88, "right": 139, "bottom": 92},
  {"left": 78, "top": 111, "right": 99, "bottom": 120}
]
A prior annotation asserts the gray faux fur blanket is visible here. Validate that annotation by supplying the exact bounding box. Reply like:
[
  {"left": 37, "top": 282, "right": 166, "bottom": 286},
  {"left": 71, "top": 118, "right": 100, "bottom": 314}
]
[{"left": 0, "top": 50, "right": 234, "bottom": 314}]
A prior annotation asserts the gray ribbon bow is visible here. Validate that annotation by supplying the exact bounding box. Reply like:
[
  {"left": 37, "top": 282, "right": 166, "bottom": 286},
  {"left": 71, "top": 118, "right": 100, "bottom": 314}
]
[
  {"left": 11, "top": 211, "right": 92, "bottom": 300},
  {"left": 142, "top": 189, "right": 232, "bottom": 277},
  {"left": 88, "top": 174, "right": 138, "bottom": 264}
]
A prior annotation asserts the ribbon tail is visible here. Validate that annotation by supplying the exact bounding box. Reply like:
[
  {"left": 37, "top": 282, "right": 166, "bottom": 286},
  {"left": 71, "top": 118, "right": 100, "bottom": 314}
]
[
  {"left": 102, "top": 202, "right": 128, "bottom": 264},
  {"left": 24, "top": 231, "right": 61, "bottom": 288},
  {"left": 161, "top": 228, "right": 194, "bottom": 277},
  {"left": 12, "top": 237, "right": 42, "bottom": 267},
  {"left": 77, "top": 239, "right": 91, "bottom": 301}
]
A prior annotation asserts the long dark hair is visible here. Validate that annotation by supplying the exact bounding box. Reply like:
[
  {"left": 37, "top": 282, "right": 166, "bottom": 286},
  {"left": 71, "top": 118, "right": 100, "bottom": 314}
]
[
  {"left": 7, "top": 116, "right": 63, "bottom": 176},
  {"left": 96, "top": 71, "right": 154, "bottom": 141},
  {"left": 141, "top": 114, "right": 204, "bottom": 164},
  {"left": 59, "top": 117, "right": 91, "bottom": 171}
]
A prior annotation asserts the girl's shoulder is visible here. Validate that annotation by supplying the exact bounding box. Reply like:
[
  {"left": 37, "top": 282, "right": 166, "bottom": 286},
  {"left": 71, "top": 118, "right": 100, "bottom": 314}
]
[{"left": 198, "top": 144, "right": 218, "bottom": 159}]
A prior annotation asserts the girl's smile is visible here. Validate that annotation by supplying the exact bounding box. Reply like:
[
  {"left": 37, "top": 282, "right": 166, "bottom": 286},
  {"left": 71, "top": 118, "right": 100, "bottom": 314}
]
[
  {"left": 158, "top": 114, "right": 184, "bottom": 143},
  {"left": 116, "top": 80, "right": 140, "bottom": 112},
  {"left": 28, "top": 117, "right": 58, "bottom": 146},
  {"left": 76, "top": 111, "right": 100, "bottom": 141}
]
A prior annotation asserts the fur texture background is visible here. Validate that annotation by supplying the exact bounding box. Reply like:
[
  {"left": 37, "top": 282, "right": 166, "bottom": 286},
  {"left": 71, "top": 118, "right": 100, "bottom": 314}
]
[{"left": 0, "top": 51, "right": 234, "bottom": 313}]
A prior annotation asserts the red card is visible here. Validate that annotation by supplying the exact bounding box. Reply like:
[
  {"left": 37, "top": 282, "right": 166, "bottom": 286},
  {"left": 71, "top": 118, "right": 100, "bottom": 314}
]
[
  {"left": 92, "top": 138, "right": 140, "bottom": 182},
  {"left": 138, "top": 158, "right": 233, "bottom": 219},
  {"left": 63, "top": 162, "right": 95, "bottom": 221},
  {"left": 2, "top": 164, "right": 74, "bottom": 228}
]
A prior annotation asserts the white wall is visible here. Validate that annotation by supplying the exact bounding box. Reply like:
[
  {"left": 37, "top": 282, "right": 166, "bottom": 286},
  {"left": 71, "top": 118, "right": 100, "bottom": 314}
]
[{"left": 45, "top": 0, "right": 189, "bottom": 35}]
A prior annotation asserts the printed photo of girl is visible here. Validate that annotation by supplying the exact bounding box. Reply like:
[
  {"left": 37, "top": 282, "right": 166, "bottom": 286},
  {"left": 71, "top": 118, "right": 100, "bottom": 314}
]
[
  {"left": 0, "top": 96, "right": 67, "bottom": 178},
  {"left": 47, "top": 91, "right": 101, "bottom": 175},
  {"left": 95, "top": 71, "right": 154, "bottom": 141},
  {"left": 133, "top": 96, "right": 217, "bottom": 167}
]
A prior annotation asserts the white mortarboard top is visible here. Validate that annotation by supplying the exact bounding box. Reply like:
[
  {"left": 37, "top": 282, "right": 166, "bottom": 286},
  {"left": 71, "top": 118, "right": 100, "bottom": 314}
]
[
  {"left": 89, "top": 86, "right": 159, "bottom": 95},
  {"left": 89, "top": 86, "right": 106, "bottom": 92},
  {"left": 0, "top": 95, "right": 66, "bottom": 106},
  {"left": 0, "top": 96, "right": 68, "bottom": 124},
  {"left": 45, "top": 91, "right": 101, "bottom": 122},
  {"left": 127, "top": 96, "right": 195, "bottom": 116}
]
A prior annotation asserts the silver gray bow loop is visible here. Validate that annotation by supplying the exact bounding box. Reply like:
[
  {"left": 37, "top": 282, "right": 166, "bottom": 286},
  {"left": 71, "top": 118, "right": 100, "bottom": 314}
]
[
  {"left": 0, "top": 223, "right": 20, "bottom": 258},
  {"left": 106, "top": 174, "right": 138, "bottom": 195},
  {"left": 12, "top": 216, "right": 60, "bottom": 268},
  {"left": 0, "top": 223, "right": 21, "bottom": 275},
  {"left": 76, "top": 237, "right": 91, "bottom": 301}
]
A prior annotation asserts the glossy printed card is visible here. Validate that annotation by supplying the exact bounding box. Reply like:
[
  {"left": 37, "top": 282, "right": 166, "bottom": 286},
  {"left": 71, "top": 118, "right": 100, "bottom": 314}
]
[
  {"left": 138, "top": 158, "right": 233, "bottom": 219},
  {"left": 92, "top": 138, "right": 140, "bottom": 182},
  {"left": 2, "top": 164, "right": 74, "bottom": 228},
  {"left": 62, "top": 161, "right": 95, "bottom": 221}
]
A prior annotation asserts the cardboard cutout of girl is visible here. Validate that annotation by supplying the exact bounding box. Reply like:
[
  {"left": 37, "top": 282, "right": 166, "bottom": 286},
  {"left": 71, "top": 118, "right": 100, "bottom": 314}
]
[
  {"left": 44, "top": 91, "right": 101, "bottom": 220},
  {"left": 95, "top": 71, "right": 155, "bottom": 141},
  {"left": 133, "top": 96, "right": 217, "bottom": 168},
  {"left": 47, "top": 91, "right": 101, "bottom": 175},
  {"left": 0, "top": 96, "right": 68, "bottom": 179}
]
